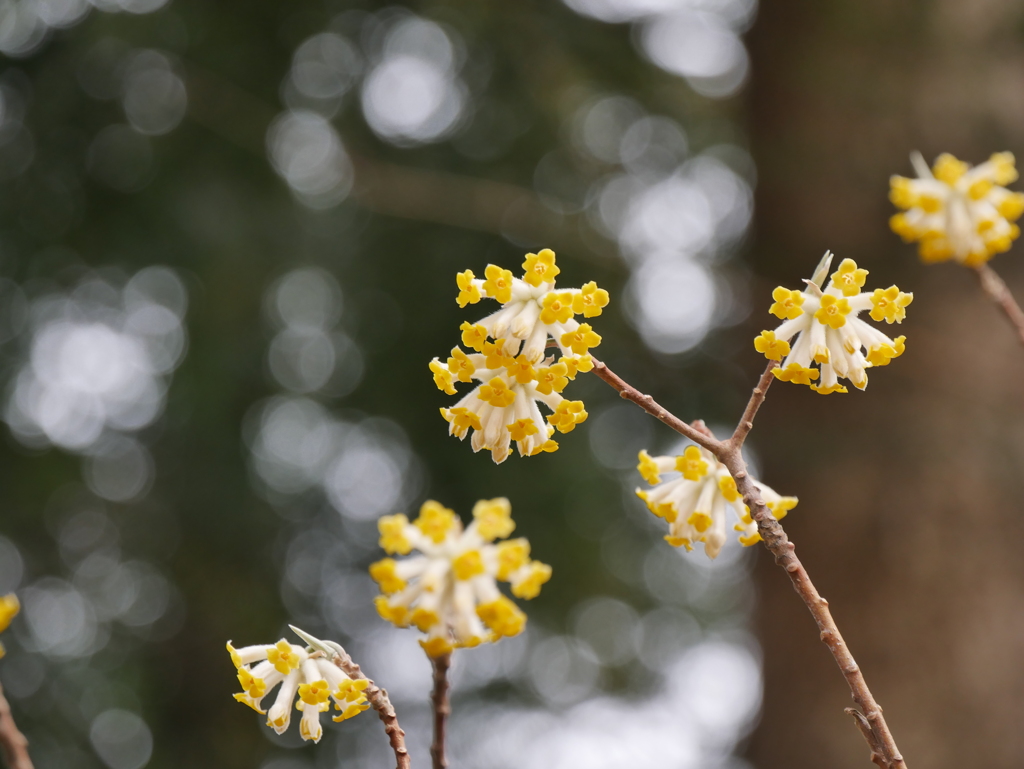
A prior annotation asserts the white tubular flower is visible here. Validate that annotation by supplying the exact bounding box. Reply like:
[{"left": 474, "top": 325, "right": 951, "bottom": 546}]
[
  {"left": 753, "top": 252, "right": 913, "bottom": 394},
  {"left": 635, "top": 447, "right": 797, "bottom": 558},
  {"left": 455, "top": 249, "right": 608, "bottom": 363},
  {"left": 890, "top": 151, "right": 1024, "bottom": 267},
  {"left": 226, "top": 637, "right": 370, "bottom": 742},
  {"left": 370, "top": 498, "right": 551, "bottom": 658},
  {"left": 430, "top": 341, "right": 588, "bottom": 464}
]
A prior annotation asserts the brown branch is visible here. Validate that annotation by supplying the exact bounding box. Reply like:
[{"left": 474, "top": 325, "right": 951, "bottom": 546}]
[
  {"left": 430, "top": 654, "right": 451, "bottom": 769},
  {"left": 846, "top": 707, "right": 888, "bottom": 768},
  {"left": 973, "top": 263, "right": 1024, "bottom": 348},
  {"left": 729, "top": 359, "right": 777, "bottom": 449},
  {"left": 0, "top": 679, "right": 33, "bottom": 769},
  {"left": 589, "top": 358, "right": 719, "bottom": 453},
  {"left": 329, "top": 650, "right": 411, "bottom": 769},
  {"left": 590, "top": 360, "right": 908, "bottom": 769}
]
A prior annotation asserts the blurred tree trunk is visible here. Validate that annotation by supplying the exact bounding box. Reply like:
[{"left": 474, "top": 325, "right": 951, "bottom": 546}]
[{"left": 746, "top": 1, "right": 1024, "bottom": 767}]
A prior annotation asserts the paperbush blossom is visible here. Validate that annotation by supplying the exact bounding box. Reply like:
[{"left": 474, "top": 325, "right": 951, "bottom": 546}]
[
  {"left": 227, "top": 636, "right": 370, "bottom": 743},
  {"left": 753, "top": 253, "right": 913, "bottom": 394},
  {"left": 0, "top": 594, "right": 18, "bottom": 658},
  {"left": 370, "top": 498, "right": 551, "bottom": 657},
  {"left": 431, "top": 249, "right": 604, "bottom": 463},
  {"left": 890, "top": 151, "right": 1024, "bottom": 266},
  {"left": 636, "top": 447, "right": 797, "bottom": 558}
]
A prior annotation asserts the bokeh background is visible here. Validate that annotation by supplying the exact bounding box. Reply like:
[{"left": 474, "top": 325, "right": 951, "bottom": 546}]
[{"left": 0, "top": 0, "right": 1021, "bottom": 768}]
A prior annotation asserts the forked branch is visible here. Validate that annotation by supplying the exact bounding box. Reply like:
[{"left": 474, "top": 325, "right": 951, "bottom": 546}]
[
  {"left": 973, "top": 263, "right": 1024, "bottom": 348},
  {"left": 590, "top": 357, "right": 907, "bottom": 769},
  {"left": 0, "top": 679, "right": 33, "bottom": 769}
]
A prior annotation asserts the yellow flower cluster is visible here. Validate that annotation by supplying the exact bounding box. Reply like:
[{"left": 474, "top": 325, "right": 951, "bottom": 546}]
[
  {"left": 371, "top": 498, "right": 551, "bottom": 657},
  {"left": 890, "top": 151, "right": 1024, "bottom": 266},
  {"left": 430, "top": 249, "right": 608, "bottom": 463}
]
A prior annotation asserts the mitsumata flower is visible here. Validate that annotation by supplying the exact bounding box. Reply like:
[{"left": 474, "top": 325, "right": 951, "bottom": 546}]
[
  {"left": 432, "top": 249, "right": 602, "bottom": 463},
  {"left": 754, "top": 252, "right": 912, "bottom": 394},
  {"left": 636, "top": 447, "right": 797, "bottom": 558},
  {"left": 0, "top": 594, "right": 18, "bottom": 658},
  {"left": 371, "top": 498, "right": 551, "bottom": 657},
  {"left": 890, "top": 151, "right": 1024, "bottom": 266},
  {"left": 227, "top": 636, "right": 369, "bottom": 743}
]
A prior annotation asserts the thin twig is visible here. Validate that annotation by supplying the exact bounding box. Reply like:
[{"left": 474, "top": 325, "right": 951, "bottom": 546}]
[
  {"left": 728, "top": 359, "right": 777, "bottom": 449},
  {"left": 590, "top": 359, "right": 908, "bottom": 769},
  {"left": 0, "top": 679, "right": 33, "bottom": 769},
  {"left": 430, "top": 654, "right": 451, "bottom": 769},
  {"left": 846, "top": 707, "right": 888, "bottom": 768},
  {"left": 973, "top": 263, "right": 1024, "bottom": 348},
  {"left": 588, "top": 359, "right": 719, "bottom": 453},
  {"left": 329, "top": 650, "right": 411, "bottom": 769}
]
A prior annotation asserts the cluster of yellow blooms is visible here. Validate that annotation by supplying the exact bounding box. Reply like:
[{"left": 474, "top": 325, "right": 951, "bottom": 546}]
[
  {"left": 0, "top": 594, "right": 18, "bottom": 658},
  {"left": 227, "top": 637, "right": 370, "bottom": 743},
  {"left": 890, "top": 151, "right": 1024, "bottom": 267},
  {"left": 635, "top": 446, "right": 797, "bottom": 557},
  {"left": 753, "top": 253, "right": 913, "bottom": 394},
  {"left": 370, "top": 498, "right": 550, "bottom": 657},
  {"left": 429, "top": 249, "right": 607, "bottom": 463}
]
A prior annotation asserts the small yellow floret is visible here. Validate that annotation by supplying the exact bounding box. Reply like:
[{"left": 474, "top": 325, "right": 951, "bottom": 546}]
[
  {"left": 429, "top": 359, "right": 457, "bottom": 395},
  {"left": 869, "top": 286, "right": 913, "bottom": 324},
  {"left": 522, "top": 248, "right": 559, "bottom": 287},
  {"left": 266, "top": 639, "right": 301, "bottom": 675},
  {"left": 237, "top": 667, "right": 266, "bottom": 699},
  {"left": 333, "top": 701, "right": 371, "bottom": 722},
  {"left": 456, "top": 270, "right": 482, "bottom": 308},
  {"left": 535, "top": 362, "right": 569, "bottom": 395},
  {"left": 226, "top": 640, "right": 242, "bottom": 668},
  {"left": 548, "top": 400, "right": 587, "bottom": 433},
  {"left": 889, "top": 176, "right": 917, "bottom": 209},
  {"left": 447, "top": 347, "right": 475, "bottom": 382},
  {"left": 753, "top": 330, "right": 791, "bottom": 361},
  {"left": 460, "top": 321, "right": 488, "bottom": 352},
  {"left": 989, "top": 151, "right": 1018, "bottom": 185},
  {"left": 298, "top": 679, "right": 331, "bottom": 707},
  {"left": 572, "top": 281, "right": 610, "bottom": 317},
  {"left": 477, "top": 596, "right": 526, "bottom": 638},
  {"left": 637, "top": 449, "right": 661, "bottom": 485},
  {"left": 675, "top": 446, "right": 708, "bottom": 481},
  {"left": 865, "top": 336, "right": 906, "bottom": 367},
  {"left": 374, "top": 596, "right": 410, "bottom": 626},
  {"left": 504, "top": 355, "right": 536, "bottom": 385},
  {"left": 718, "top": 476, "right": 739, "bottom": 502},
  {"left": 483, "top": 264, "right": 514, "bottom": 303},
  {"left": 452, "top": 550, "right": 485, "bottom": 580},
  {"left": 561, "top": 324, "right": 602, "bottom": 356},
  {"left": 769, "top": 287, "right": 804, "bottom": 320},
  {"left": 687, "top": 511, "right": 712, "bottom": 533},
  {"left": 830, "top": 258, "right": 868, "bottom": 297},
  {"left": 478, "top": 376, "right": 515, "bottom": 408},
  {"left": 379, "top": 513, "right": 413, "bottom": 555},
  {"left": 512, "top": 561, "right": 552, "bottom": 599},
  {"left": 369, "top": 558, "right": 407, "bottom": 594},
  {"left": 664, "top": 535, "right": 693, "bottom": 550},
  {"left": 933, "top": 153, "right": 968, "bottom": 184},
  {"left": 767, "top": 496, "right": 799, "bottom": 520},
  {"left": 496, "top": 538, "right": 531, "bottom": 580},
  {"left": 482, "top": 339, "right": 512, "bottom": 370},
  {"left": 540, "top": 291, "right": 575, "bottom": 325},
  {"left": 415, "top": 500, "right": 458, "bottom": 543},
  {"left": 507, "top": 418, "right": 539, "bottom": 442},
  {"left": 772, "top": 363, "right": 819, "bottom": 385},
  {"left": 420, "top": 636, "right": 455, "bottom": 658},
  {"left": 814, "top": 294, "right": 851, "bottom": 329},
  {"left": 441, "top": 407, "right": 483, "bottom": 437},
  {"left": 473, "top": 497, "right": 515, "bottom": 541},
  {"left": 411, "top": 607, "right": 441, "bottom": 632},
  {"left": 809, "top": 382, "right": 848, "bottom": 394}
]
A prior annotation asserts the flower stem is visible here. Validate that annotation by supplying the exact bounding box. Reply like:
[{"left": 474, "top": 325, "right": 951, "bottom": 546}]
[
  {"left": 430, "top": 653, "right": 452, "bottom": 769},
  {"left": 329, "top": 650, "right": 411, "bottom": 769},
  {"left": 0, "top": 679, "right": 33, "bottom": 769},
  {"left": 973, "top": 263, "right": 1024, "bottom": 347},
  {"left": 589, "top": 357, "right": 908, "bottom": 769}
]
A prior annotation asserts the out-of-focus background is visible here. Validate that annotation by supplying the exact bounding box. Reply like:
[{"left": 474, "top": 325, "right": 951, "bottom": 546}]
[{"left": 0, "top": 0, "right": 1021, "bottom": 768}]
